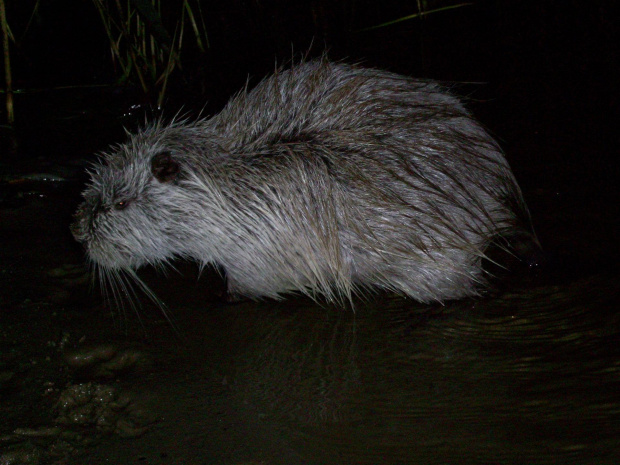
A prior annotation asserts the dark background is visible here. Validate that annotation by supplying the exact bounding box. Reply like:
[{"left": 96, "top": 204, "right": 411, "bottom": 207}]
[{"left": 4, "top": 0, "right": 618, "bottom": 272}]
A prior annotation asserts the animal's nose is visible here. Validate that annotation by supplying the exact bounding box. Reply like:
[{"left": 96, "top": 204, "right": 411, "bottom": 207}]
[{"left": 70, "top": 220, "right": 84, "bottom": 242}]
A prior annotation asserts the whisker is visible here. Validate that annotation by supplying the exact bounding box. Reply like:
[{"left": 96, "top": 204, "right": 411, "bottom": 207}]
[{"left": 125, "top": 268, "right": 181, "bottom": 336}]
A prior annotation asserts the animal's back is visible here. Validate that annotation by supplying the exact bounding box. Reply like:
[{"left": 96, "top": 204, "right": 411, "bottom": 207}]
[{"left": 182, "top": 60, "right": 535, "bottom": 302}]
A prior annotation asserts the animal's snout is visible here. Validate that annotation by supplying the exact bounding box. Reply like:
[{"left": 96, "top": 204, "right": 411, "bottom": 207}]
[
  {"left": 70, "top": 221, "right": 82, "bottom": 242},
  {"left": 70, "top": 204, "right": 88, "bottom": 243}
]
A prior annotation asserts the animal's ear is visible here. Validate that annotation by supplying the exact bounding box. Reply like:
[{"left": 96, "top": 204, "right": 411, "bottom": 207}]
[{"left": 151, "top": 151, "right": 180, "bottom": 183}]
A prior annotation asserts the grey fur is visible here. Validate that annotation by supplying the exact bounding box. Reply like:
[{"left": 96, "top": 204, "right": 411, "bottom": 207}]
[{"left": 72, "top": 59, "right": 537, "bottom": 304}]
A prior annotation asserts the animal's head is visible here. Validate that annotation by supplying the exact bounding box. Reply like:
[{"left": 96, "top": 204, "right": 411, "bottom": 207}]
[{"left": 71, "top": 127, "right": 191, "bottom": 273}]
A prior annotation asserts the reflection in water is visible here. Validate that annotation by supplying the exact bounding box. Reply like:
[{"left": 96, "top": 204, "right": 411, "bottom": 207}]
[
  {"left": 232, "top": 307, "right": 361, "bottom": 426},
  {"left": 142, "top": 275, "right": 619, "bottom": 464}
]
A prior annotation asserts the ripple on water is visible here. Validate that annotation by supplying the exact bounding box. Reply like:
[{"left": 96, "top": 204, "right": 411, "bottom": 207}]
[{"left": 280, "top": 275, "right": 620, "bottom": 464}]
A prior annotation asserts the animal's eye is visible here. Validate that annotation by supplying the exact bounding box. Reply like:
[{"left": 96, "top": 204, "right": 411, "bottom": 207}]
[{"left": 114, "top": 200, "right": 130, "bottom": 210}]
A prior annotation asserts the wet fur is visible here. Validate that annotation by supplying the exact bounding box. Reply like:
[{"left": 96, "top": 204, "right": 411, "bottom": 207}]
[{"left": 72, "top": 59, "right": 536, "bottom": 305}]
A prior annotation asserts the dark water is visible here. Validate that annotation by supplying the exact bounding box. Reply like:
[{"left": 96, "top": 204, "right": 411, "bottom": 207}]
[
  {"left": 139, "top": 278, "right": 620, "bottom": 464},
  {"left": 87, "top": 277, "right": 618, "bottom": 465}
]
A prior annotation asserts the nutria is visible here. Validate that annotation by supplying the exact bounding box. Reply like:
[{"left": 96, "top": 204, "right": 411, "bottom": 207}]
[{"left": 71, "top": 59, "right": 538, "bottom": 305}]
